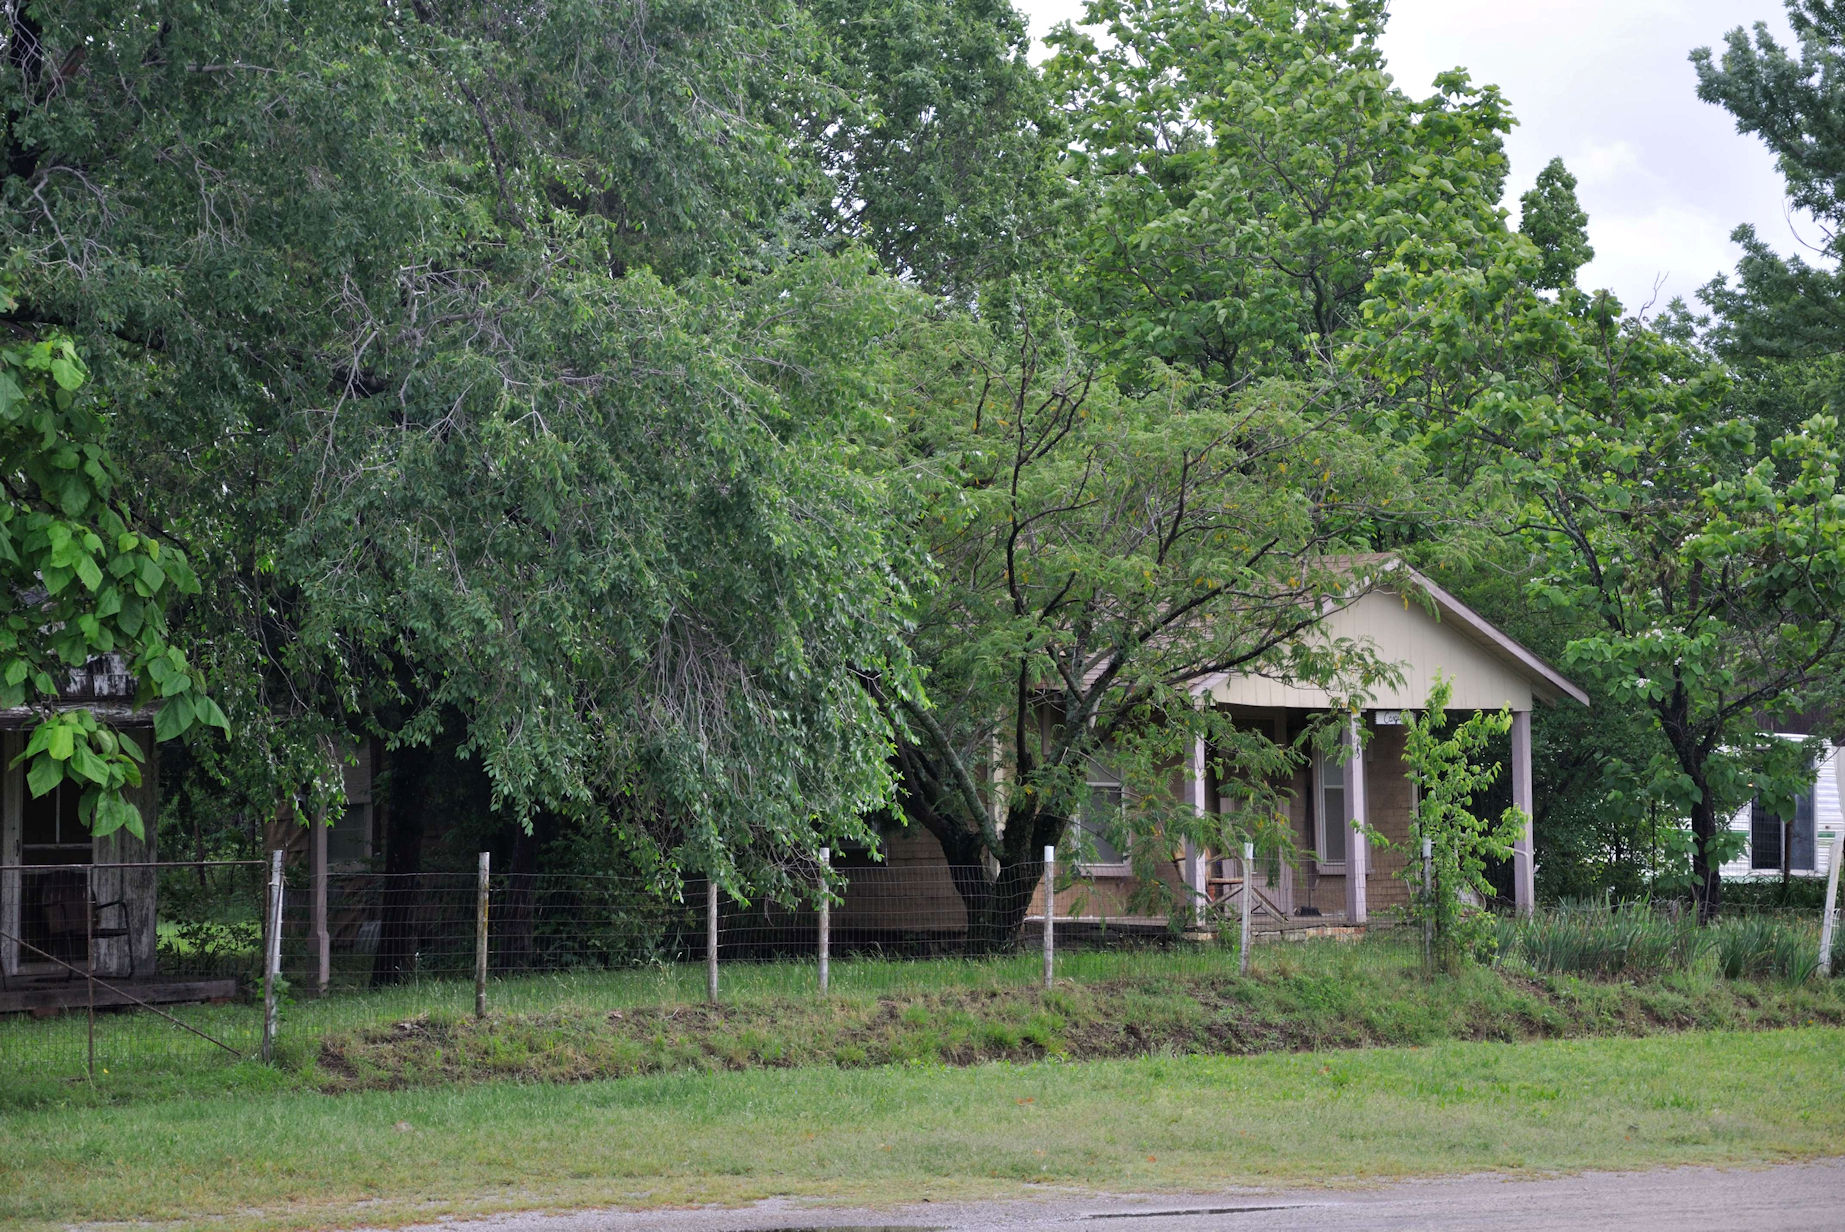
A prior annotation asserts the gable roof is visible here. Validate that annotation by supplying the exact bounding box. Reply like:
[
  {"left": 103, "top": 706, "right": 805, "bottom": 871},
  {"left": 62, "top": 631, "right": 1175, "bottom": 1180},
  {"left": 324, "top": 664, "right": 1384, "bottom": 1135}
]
[{"left": 1194, "top": 557, "right": 1588, "bottom": 712}]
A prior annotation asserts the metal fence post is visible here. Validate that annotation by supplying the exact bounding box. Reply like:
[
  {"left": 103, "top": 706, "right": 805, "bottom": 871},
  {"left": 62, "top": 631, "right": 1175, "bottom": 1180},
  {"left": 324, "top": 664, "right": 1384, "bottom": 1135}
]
[
  {"left": 1043, "top": 845, "right": 1055, "bottom": 990},
  {"left": 475, "top": 852, "right": 490, "bottom": 1019},
  {"left": 1819, "top": 828, "right": 1842, "bottom": 977},
  {"left": 817, "top": 847, "right": 830, "bottom": 997},
  {"left": 262, "top": 849, "right": 283, "bottom": 1063},
  {"left": 1239, "top": 841, "right": 1253, "bottom": 975},
  {"left": 706, "top": 876, "right": 719, "bottom": 1004},
  {"left": 1422, "top": 837, "right": 1434, "bottom": 974}
]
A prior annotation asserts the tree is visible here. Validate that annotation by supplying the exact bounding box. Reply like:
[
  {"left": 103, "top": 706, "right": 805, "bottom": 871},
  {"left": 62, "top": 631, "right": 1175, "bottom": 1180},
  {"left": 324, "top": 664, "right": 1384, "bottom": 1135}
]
[
  {"left": 806, "top": 0, "right": 1060, "bottom": 295},
  {"left": 1693, "top": 3, "right": 1845, "bottom": 360},
  {"left": 0, "top": 294, "right": 225, "bottom": 839},
  {"left": 1398, "top": 675, "right": 1525, "bottom": 971},
  {"left": 1519, "top": 158, "right": 1595, "bottom": 293},
  {"left": 865, "top": 308, "right": 1414, "bottom": 943},
  {"left": 0, "top": 0, "right": 936, "bottom": 911},
  {"left": 1368, "top": 250, "right": 1845, "bottom": 919},
  {"left": 1045, "top": 0, "right": 1513, "bottom": 388}
]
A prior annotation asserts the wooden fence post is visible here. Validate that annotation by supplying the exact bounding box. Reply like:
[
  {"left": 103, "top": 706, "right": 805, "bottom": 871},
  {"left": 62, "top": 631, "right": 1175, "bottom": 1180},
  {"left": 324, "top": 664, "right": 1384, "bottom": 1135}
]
[
  {"left": 817, "top": 848, "right": 830, "bottom": 997},
  {"left": 262, "top": 849, "right": 283, "bottom": 1063},
  {"left": 85, "top": 862, "right": 95, "bottom": 1081},
  {"left": 475, "top": 852, "right": 490, "bottom": 1019},
  {"left": 706, "top": 876, "right": 719, "bottom": 1004},
  {"left": 1042, "top": 845, "right": 1055, "bottom": 990},
  {"left": 311, "top": 804, "right": 329, "bottom": 997}
]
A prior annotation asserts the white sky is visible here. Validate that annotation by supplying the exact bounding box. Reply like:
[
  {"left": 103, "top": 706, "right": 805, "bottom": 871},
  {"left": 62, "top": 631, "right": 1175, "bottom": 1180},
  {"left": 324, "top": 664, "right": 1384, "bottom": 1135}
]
[{"left": 1014, "top": 0, "right": 1819, "bottom": 314}]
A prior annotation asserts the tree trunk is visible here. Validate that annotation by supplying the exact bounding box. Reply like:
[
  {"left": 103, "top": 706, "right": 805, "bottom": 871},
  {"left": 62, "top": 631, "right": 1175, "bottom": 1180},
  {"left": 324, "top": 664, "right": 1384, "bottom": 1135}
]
[
  {"left": 371, "top": 742, "right": 432, "bottom": 986},
  {"left": 931, "top": 810, "right": 1065, "bottom": 954},
  {"left": 1689, "top": 792, "right": 1724, "bottom": 925}
]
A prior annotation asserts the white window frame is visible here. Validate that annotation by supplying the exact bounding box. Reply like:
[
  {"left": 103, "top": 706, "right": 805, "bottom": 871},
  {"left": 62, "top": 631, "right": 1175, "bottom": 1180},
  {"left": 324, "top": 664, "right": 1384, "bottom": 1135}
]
[
  {"left": 1077, "top": 772, "right": 1134, "bottom": 878},
  {"left": 1312, "top": 746, "right": 1348, "bottom": 871}
]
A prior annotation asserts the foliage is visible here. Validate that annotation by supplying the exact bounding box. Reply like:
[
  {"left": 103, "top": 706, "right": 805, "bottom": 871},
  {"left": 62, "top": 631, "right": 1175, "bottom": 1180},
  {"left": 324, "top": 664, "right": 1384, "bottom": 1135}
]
[
  {"left": 1045, "top": 0, "right": 1513, "bottom": 388},
  {"left": 1369, "top": 229, "right": 1845, "bottom": 917},
  {"left": 1693, "top": 3, "right": 1845, "bottom": 360},
  {"left": 867, "top": 306, "right": 1414, "bottom": 937},
  {"left": 1495, "top": 901, "right": 1834, "bottom": 985},
  {"left": 807, "top": 0, "right": 1060, "bottom": 293},
  {"left": 0, "top": 290, "right": 224, "bottom": 838},
  {"left": 1398, "top": 675, "right": 1526, "bottom": 969},
  {"left": 1518, "top": 158, "right": 1595, "bottom": 293},
  {"left": 0, "top": 0, "right": 971, "bottom": 891}
]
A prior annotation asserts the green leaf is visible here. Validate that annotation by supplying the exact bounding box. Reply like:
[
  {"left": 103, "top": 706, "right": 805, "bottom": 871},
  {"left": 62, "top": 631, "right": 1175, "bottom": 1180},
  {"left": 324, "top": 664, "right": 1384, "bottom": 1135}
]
[{"left": 25, "top": 755, "right": 62, "bottom": 798}]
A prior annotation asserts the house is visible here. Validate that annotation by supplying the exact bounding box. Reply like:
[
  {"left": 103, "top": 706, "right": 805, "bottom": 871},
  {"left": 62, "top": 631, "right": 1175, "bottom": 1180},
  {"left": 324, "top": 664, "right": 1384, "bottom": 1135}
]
[
  {"left": 839, "top": 561, "right": 1589, "bottom": 938},
  {"left": 1720, "top": 738, "right": 1841, "bottom": 883},
  {"left": 0, "top": 657, "right": 181, "bottom": 1010}
]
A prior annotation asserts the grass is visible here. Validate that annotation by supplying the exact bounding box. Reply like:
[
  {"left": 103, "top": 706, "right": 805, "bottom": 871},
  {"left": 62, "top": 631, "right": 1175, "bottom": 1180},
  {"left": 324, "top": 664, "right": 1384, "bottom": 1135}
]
[
  {"left": 7, "top": 935, "right": 1845, "bottom": 1107},
  {"left": 3, "top": 1026, "right": 1842, "bottom": 1231}
]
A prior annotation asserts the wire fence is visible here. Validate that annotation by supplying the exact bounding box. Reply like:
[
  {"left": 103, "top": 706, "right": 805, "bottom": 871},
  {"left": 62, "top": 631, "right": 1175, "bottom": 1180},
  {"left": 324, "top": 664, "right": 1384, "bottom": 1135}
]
[
  {"left": 3, "top": 850, "right": 1841, "bottom": 1091},
  {"left": 0, "top": 860, "right": 265, "bottom": 1085}
]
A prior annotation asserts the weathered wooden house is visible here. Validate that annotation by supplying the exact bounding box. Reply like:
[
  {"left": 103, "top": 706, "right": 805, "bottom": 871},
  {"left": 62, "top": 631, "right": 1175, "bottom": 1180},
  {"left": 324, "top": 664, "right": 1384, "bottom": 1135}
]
[{"left": 0, "top": 658, "right": 222, "bottom": 1012}]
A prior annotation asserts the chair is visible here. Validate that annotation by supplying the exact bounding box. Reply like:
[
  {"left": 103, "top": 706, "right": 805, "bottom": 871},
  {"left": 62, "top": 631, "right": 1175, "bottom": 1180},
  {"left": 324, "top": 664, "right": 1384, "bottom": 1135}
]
[{"left": 42, "top": 877, "right": 135, "bottom": 980}]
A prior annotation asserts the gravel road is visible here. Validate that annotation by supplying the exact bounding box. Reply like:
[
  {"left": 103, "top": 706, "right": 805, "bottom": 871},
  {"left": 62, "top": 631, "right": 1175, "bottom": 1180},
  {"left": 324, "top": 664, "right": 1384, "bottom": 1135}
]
[{"left": 357, "top": 1157, "right": 1845, "bottom": 1232}]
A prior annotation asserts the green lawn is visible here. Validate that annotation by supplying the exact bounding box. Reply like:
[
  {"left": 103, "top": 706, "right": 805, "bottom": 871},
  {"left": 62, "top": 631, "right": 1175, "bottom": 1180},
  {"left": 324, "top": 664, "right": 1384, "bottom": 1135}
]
[{"left": 3, "top": 1027, "right": 1841, "bottom": 1232}]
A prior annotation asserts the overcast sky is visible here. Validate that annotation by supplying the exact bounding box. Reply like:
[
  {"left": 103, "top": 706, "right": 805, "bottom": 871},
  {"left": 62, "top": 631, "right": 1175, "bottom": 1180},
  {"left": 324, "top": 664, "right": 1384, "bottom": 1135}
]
[{"left": 1014, "top": 0, "right": 1814, "bottom": 314}]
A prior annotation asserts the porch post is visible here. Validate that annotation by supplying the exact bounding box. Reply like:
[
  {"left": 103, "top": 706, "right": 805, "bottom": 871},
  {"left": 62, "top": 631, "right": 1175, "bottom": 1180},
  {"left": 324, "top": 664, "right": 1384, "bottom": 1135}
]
[
  {"left": 1512, "top": 709, "right": 1535, "bottom": 917},
  {"left": 1344, "top": 715, "right": 1368, "bottom": 925}
]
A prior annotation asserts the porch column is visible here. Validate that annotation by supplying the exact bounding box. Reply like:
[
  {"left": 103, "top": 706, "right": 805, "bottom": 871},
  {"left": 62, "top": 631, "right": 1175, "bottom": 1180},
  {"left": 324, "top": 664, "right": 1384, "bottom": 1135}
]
[
  {"left": 1343, "top": 715, "right": 1368, "bottom": 925},
  {"left": 1512, "top": 709, "right": 1535, "bottom": 917},
  {"left": 1186, "top": 733, "right": 1208, "bottom": 926}
]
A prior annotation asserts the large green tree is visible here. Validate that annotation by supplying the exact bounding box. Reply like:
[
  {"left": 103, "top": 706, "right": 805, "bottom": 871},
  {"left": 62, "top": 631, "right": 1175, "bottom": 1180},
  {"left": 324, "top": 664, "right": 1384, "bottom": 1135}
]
[
  {"left": 0, "top": 0, "right": 1003, "bottom": 919},
  {"left": 865, "top": 307, "right": 1413, "bottom": 940},
  {"left": 1044, "top": 0, "right": 1513, "bottom": 388},
  {"left": 1369, "top": 245, "right": 1845, "bottom": 918}
]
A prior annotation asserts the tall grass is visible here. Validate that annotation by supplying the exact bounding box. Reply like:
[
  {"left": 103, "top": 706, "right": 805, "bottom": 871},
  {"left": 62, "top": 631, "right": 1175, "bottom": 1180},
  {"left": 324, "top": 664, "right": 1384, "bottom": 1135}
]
[{"left": 1496, "top": 900, "right": 1837, "bottom": 983}]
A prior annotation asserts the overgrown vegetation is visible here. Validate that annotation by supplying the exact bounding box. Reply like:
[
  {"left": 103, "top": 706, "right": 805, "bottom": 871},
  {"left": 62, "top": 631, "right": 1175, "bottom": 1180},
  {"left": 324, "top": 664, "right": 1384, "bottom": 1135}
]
[
  {"left": 7, "top": 935, "right": 1845, "bottom": 1110},
  {"left": 1493, "top": 901, "right": 1844, "bottom": 983}
]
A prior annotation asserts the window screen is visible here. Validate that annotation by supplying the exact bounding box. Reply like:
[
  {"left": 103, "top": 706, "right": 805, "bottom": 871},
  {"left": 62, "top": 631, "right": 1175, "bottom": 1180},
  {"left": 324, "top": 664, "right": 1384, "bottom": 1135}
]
[{"left": 1318, "top": 749, "right": 1347, "bottom": 865}]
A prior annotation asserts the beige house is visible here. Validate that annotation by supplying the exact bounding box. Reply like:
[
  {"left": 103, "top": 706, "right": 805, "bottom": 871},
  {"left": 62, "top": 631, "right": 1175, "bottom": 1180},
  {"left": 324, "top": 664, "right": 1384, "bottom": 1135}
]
[{"left": 839, "top": 561, "right": 1588, "bottom": 937}]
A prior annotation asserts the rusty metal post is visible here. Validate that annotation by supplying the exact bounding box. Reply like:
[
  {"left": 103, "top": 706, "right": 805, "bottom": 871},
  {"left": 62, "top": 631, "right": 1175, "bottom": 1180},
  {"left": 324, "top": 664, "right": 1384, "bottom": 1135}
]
[
  {"left": 475, "top": 852, "right": 490, "bottom": 1019},
  {"left": 817, "top": 848, "right": 830, "bottom": 998}
]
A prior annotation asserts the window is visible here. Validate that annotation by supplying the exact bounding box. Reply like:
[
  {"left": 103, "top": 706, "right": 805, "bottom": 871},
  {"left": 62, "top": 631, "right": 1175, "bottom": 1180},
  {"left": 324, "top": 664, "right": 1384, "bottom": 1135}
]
[
  {"left": 1751, "top": 790, "right": 1817, "bottom": 872},
  {"left": 1078, "top": 764, "right": 1131, "bottom": 875},
  {"left": 1314, "top": 747, "right": 1347, "bottom": 867}
]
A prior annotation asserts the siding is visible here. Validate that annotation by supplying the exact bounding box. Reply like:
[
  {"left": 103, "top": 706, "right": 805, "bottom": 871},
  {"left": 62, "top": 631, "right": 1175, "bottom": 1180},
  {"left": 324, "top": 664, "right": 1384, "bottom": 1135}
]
[
  {"left": 1210, "top": 588, "right": 1537, "bottom": 713},
  {"left": 1721, "top": 743, "right": 1840, "bottom": 881}
]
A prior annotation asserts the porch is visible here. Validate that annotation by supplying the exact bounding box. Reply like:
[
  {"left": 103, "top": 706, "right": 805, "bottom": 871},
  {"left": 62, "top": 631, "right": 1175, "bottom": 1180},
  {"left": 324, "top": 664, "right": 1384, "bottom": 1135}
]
[{"left": 0, "top": 970, "right": 239, "bottom": 1016}]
